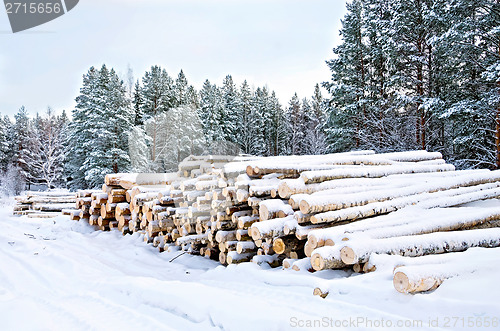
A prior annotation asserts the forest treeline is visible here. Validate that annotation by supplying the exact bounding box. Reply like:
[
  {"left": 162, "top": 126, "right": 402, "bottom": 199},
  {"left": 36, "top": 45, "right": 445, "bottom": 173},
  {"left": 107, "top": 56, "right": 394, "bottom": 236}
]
[{"left": 0, "top": 0, "right": 497, "bottom": 192}]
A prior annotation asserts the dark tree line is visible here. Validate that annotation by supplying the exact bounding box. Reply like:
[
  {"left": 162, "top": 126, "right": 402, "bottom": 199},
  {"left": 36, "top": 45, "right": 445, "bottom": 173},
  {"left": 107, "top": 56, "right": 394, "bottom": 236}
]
[{"left": 323, "top": 0, "right": 499, "bottom": 169}]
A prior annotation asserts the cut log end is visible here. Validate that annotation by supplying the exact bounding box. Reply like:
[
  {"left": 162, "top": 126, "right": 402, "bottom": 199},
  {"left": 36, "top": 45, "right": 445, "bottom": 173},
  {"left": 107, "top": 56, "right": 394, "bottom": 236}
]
[
  {"left": 393, "top": 271, "right": 410, "bottom": 294},
  {"left": 273, "top": 238, "right": 286, "bottom": 255},
  {"left": 393, "top": 271, "right": 443, "bottom": 294},
  {"left": 340, "top": 246, "right": 357, "bottom": 265},
  {"left": 313, "top": 287, "right": 329, "bottom": 299},
  {"left": 299, "top": 200, "right": 311, "bottom": 215}
]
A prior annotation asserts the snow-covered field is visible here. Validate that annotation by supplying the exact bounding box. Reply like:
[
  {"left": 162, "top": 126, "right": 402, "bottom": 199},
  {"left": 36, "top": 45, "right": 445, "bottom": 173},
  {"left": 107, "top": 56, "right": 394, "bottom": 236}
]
[{"left": 1, "top": 203, "right": 499, "bottom": 331}]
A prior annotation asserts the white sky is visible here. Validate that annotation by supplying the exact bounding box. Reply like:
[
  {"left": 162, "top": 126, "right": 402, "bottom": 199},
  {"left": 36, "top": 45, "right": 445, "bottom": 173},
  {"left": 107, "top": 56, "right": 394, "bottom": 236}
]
[{"left": 0, "top": 0, "right": 347, "bottom": 116}]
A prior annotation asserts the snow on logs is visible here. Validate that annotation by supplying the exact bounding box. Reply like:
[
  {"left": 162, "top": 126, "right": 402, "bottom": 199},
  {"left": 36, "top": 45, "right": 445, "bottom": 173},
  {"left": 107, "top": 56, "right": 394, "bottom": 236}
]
[
  {"left": 61, "top": 150, "right": 500, "bottom": 284},
  {"left": 390, "top": 247, "right": 500, "bottom": 293},
  {"left": 14, "top": 190, "right": 77, "bottom": 218}
]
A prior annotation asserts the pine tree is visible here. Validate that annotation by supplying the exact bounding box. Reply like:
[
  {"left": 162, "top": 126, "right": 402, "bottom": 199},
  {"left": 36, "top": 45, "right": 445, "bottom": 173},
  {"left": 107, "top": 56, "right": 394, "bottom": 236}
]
[
  {"left": 221, "top": 75, "right": 240, "bottom": 144},
  {"left": 307, "top": 84, "right": 328, "bottom": 155},
  {"left": 249, "top": 87, "right": 268, "bottom": 155},
  {"left": 198, "top": 80, "right": 226, "bottom": 150},
  {"left": 323, "top": 0, "right": 368, "bottom": 151},
  {"left": 105, "top": 68, "right": 133, "bottom": 174},
  {"left": 13, "top": 106, "right": 31, "bottom": 187},
  {"left": 67, "top": 65, "right": 132, "bottom": 189},
  {"left": 0, "top": 115, "right": 11, "bottom": 172},
  {"left": 238, "top": 80, "right": 253, "bottom": 154},
  {"left": 133, "top": 80, "right": 144, "bottom": 126},
  {"left": 268, "top": 91, "right": 289, "bottom": 156},
  {"left": 287, "top": 93, "right": 305, "bottom": 155},
  {"left": 24, "top": 108, "right": 66, "bottom": 189},
  {"left": 174, "top": 69, "right": 189, "bottom": 106},
  {"left": 436, "top": 0, "right": 499, "bottom": 169},
  {"left": 66, "top": 66, "right": 99, "bottom": 189}
]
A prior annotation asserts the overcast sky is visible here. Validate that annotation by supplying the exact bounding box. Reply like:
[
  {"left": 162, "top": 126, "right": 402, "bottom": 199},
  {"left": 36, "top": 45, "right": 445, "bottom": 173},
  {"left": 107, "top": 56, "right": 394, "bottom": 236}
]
[{"left": 0, "top": 0, "right": 347, "bottom": 116}]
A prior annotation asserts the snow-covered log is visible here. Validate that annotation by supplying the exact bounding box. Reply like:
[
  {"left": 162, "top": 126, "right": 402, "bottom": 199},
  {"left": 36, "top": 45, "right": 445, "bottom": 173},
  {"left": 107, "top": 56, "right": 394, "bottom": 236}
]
[
  {"left": 340, "top": 228, "right": 500, "bottom": 265},
  {"left": 273, "top": 235, "right": 305, "bottom": 255},
  {"left": 250, "top": 215, "right": 293, "bottom": 241},
  {"left": 307, "top": 205, "right": 500, "bottom": 249},
  {"left": 300, "top": 172, "right": 500, "bottom": 214},
  {"left": 300, "top": 163, "right": 455, "bottom": 184},
  {"left": 310, "top": 182, "right": 500, "bottom": 225},
  {"left": 393, "top": 247, "right": 500, "bottom": 293},
  {"left": 259, "top": 199, "right": 293, "bottom": 221}
]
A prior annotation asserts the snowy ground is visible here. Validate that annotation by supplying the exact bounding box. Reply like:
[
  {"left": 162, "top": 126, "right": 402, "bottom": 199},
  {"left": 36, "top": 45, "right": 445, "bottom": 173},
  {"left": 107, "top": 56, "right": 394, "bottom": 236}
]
[{"left": 1, "top": 204, "right": 499, "bottom": 331}]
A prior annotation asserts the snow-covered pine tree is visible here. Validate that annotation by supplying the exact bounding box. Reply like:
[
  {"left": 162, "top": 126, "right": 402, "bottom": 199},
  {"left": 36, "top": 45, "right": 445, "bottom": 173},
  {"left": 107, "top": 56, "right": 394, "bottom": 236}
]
[
  {"left": 268, "top": 91, "right": 289, "bottom": 156},
  {"left": 133, "top": 80, "right": 144, "bottom": 126},
  {"left": 174, "top": 69, "right": 189, "bottom": 107},
  {"left": 221, "top": 75, "right": 240, "bottom": 144},
  {"left": 141, "top": 66, "right": 175, "bottom": 121},
  {"left": 105, "top": 68, "right": 133, "bottom": 174},
  {"left": 0, "top": 115, "right": 11, "bottom": 172},
  {"left": 13, "top": 106, "right": 31, "bottom": 187},
  {"left": 67, "top": 65, "right": 132, "bottom": 189},
  {"left": 66, "top": 66, "right": 99, "bottom": 189},
  {"left": 157, "top": 105, "right": 206, "bottom": 170},
  {"left": 198, "top": 80, "right": 226, "bottom": 150},
  {"left": 323, "top": 0, "right": 368, "bottom": 152},
  {"left": 437, "top": 0, "right": 499, "bottom": 169},
  {"left": 23, "top": 108, "right": 66, "bottom": 189},
  {"left": 307, "top": 84, "right": 328, "bottom": 155},
  {"left": 186, "top": 86, "right": 199, "bottom": 108},
  {"left": 249, "top": 87, "right": 268, "bottom": 156},
  {"left": 286, "top": 93, "right": 306, "bottom": 155},
  {"left": 140, "top": 66, "right": 175, "bottom": 166},
  {"left": 237, "top": 80, "right": 253, "bottom": 154},
  {"left": 128, "top": 126, "right": 152, "bottom": 172}
]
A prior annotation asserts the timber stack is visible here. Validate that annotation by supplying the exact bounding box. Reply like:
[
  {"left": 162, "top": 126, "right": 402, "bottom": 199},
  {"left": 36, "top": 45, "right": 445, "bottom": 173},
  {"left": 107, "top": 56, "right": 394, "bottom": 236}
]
[
  {"left": 65, "top": 150, "right": 500, "bottom": 293},
  {"left": 13, "top": 190, "right": 77, "bottom": 218}
]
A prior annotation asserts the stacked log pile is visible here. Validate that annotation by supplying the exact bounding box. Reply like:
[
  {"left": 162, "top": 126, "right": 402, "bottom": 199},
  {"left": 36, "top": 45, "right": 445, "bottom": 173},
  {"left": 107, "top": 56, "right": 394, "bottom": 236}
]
[
  {"left": 13, "top": 191, "right": 77, "bottom": 218},
  {"left": 65, "top": 150, "right": 500, "bottom": 292}
]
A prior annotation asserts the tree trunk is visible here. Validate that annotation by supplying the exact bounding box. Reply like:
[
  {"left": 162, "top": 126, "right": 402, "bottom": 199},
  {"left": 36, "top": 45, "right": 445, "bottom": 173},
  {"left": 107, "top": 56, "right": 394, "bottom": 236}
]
[{"left": 340, "top": 228, "right": 500, "bottom": 265}]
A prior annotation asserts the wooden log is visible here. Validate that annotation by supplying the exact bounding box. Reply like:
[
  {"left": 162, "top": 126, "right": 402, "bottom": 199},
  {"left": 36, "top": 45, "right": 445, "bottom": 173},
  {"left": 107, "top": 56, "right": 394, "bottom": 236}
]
[
  {"left": 252, "top": 254, "right": 285, "bottom": 268},
  {"left": 310, "top": 245, "right": 346, "bottom": 271},
  {"left": 215, "top": 230, "right": 237, "bottom": 243},
  {"left": 273, "top": 235, "right": 305, "bottom": 255},
  {"left": 115, "top": 202, "right": 131, "bottom": 215},
  {"left": 291, "top": 257, "right": 312, "bottom": 272},
  {"left": 282, "top": 258, "right": 298, "bottom": 269},
  {"left": 307, "top": 205, "right": 500, "bottom": 251},
  {"left": 89, "top": 215, "right": 99, "bottom": 226},
  {"left": 313, "top": 287, "right": 329, "bottom": 298},
  {"left": 33, "top": 203, "right": 76, "bottom": 212},
  {"left": 300, "top": 175, "right": 500, "bottom": 215},
  {"left": 226, "top": 251, "right": 253, "bottom": 264},
  {"left": 340, "top": 228, "right": 500, "bottom": 265},
  {"left": 300, "top": 164, "right": 455, "bottom": 184},
  {"left": 108, "top": 194, "right": 126, "bottom": 204},
  {"left": 237, "top": 215, "right": 259, "bottom": 229},
  {"left": 236, "top": 229, "right": 250, "bottom": 241},
  {"left": 231, "top": 210, "right": 252, "bottom": 223},
  {"left": 219, "top": 252, "right": 227, "bottom": 265},
  {"left": 391, "top": 248, "right": 500, "bottom": 293},
  {"left": 259, "top": 199, "right": 293, "bottom": 221},
  {"left": 236, "top": 241, "right": 256, "bottom": 254},
  {"left": 100, "top": 204, "right": 115, "bottom": 219},
  {"left": 250, "top": 215, "right": 293, "bottom": 241},
  {"left": 310, "top": 182, "right": 500, "bottom": 225}
]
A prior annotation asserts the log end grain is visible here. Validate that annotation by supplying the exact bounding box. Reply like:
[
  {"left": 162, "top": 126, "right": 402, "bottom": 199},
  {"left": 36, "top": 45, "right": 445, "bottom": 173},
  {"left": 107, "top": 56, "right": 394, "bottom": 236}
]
[
  {"left": 273, "top": 238, "right": 286, "bottom": 255},
  {"left": 340, "top": 246, "right": 357, "bottom": 265}
]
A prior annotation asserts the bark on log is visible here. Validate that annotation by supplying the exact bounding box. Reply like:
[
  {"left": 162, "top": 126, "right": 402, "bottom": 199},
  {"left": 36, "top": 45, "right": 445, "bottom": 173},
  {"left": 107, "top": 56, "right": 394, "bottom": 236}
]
[{"left": 340, "top": 228, "right": 500, "bottom": 265}]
